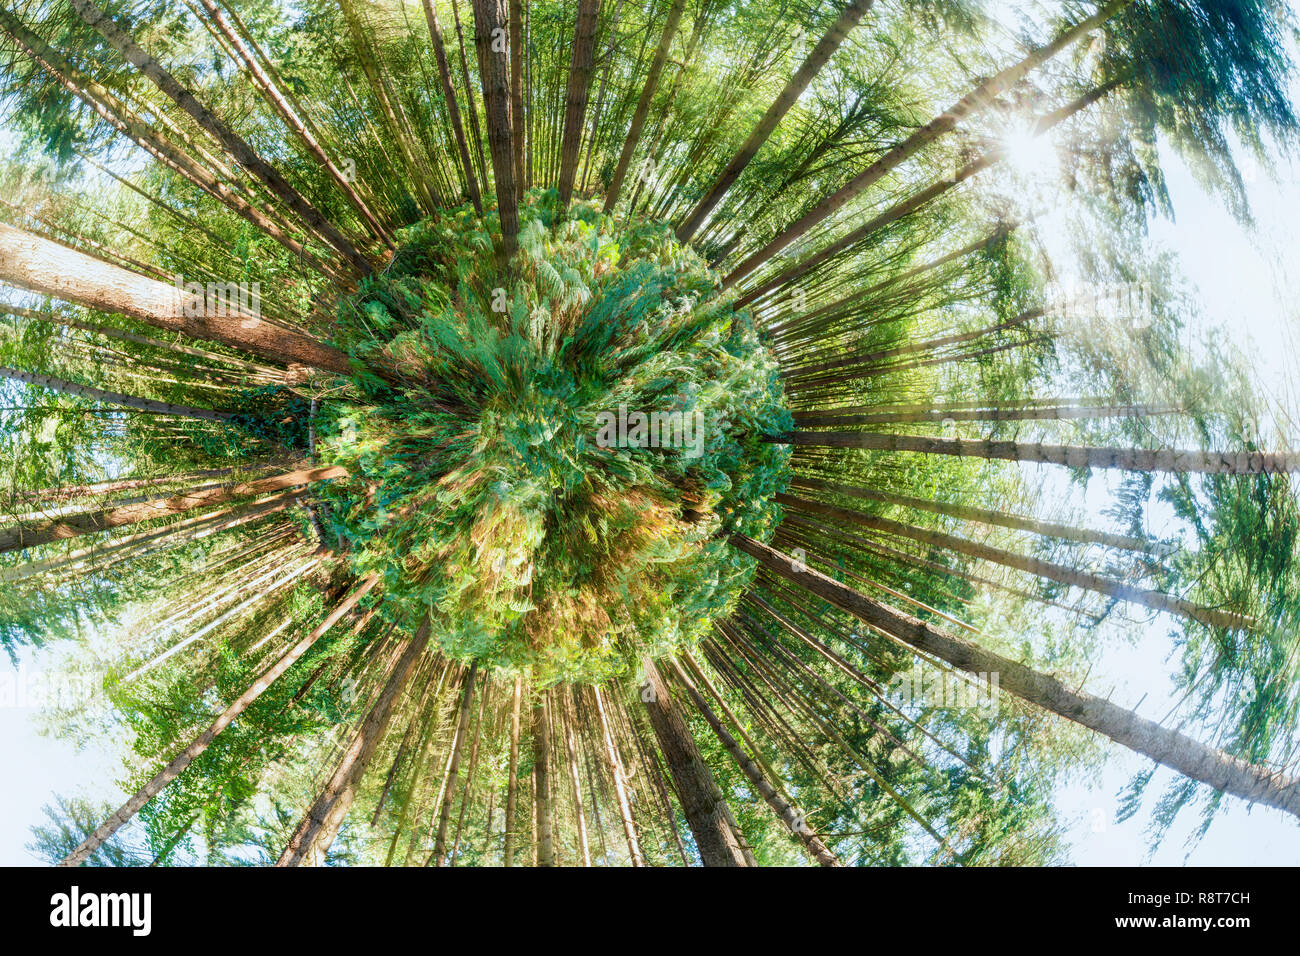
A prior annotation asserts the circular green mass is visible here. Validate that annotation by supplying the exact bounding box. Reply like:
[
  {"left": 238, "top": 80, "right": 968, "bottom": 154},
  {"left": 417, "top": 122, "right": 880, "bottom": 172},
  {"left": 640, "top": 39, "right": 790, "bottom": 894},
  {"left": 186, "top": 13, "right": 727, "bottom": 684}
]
[{"left": 316, "top": 193, "right": 791, "bottom": 684}]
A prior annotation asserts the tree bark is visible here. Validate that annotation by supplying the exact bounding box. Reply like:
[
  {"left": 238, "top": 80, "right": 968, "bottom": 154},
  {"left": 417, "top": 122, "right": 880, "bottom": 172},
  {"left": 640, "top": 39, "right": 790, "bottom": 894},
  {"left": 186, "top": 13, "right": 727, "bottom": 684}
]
[
  {"left": 556, "top": 0, "right": 602, "bottom": 207},
  {"left": 0, "top": 366, "right": 235, "bottom": 422},
  {"left": 0, "top": 466, "right": 348, "bottom": 556},
  {"left": 640, "top": 657, "right": 750, "bottom": 866},
  {"left": 278, "top": 616, "right": 433, "bottom": 866},
  {"left": 0, "top": 223, "right": 354, "bottom": 376},
  {"left": 729, "top": 534, "right": 1300, "bottom": 820},
  {"left": 431, "top": 662, "right": 480, "bottom": 866},
  {"left": 471, "top": 0, "right": 520, "bottom": 258}
]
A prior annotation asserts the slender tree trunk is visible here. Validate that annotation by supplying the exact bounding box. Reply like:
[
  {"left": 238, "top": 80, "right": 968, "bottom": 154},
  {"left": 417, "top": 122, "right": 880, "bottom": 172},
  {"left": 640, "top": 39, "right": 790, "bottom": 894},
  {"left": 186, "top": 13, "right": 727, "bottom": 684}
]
[
  {"left": 503, "top": 675, "right": 523, "bottom": 866},
  {"left": 640, "top": 657, "right": 750, "bottom": 866},
  {"left": 557, "top": 0, "right": 602, "bottom": 207},
  {"left": 561, "top": 688, "right": 593, "bottom": 865},
  {"left": 432, "top": 662, "right": 480, "bottom": 866},
  {"left": 675, "top": 0, "right": 874, "bottom": 241},
  {"left": 0, "top": 466, "right": 347, "bottom": 556},
  {"left": 769, "top": 431, "right": 1300, "bottom": 476},
  {"left": 0, "top": 366, "right": 234, "bottom": 422},
  {"left": 602, "top": 0, "right": 686, "bottom": 212},
  {"left": 276, "top": 620, "right": 431, "bottom": 866},
  {"left": 0, "top": 223, "right": 354, "bottom": 376},
  {"left": 731, "top": 534, "right": 1300, "bottom": 820},
  {"left": 60, "top": 573, "right": 380, "bottom": 867},
  {"left": 421, "top": 0, "right": 485, "bottom": 214},
  {"left": 724, "top": 0, "right": 1133, "bottom": 286},
  {"left": 532, "top": 691, "right": 555, "bottom": 866},
  {"left": 510, "top": 0, "right": 527, "bottom": 201},
  {"left": 591, "top": 684, "right": 644, "bottom": 865},
  {"left": 70, "top": 0, "right": 373, "bottom": 275}
]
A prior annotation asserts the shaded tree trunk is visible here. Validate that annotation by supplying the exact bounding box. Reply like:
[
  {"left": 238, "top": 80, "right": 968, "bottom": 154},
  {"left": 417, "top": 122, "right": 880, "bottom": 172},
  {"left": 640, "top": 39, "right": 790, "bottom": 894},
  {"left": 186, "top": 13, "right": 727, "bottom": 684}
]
[{"left": 557, "top": 0, "right": 602, "bottom": 207}]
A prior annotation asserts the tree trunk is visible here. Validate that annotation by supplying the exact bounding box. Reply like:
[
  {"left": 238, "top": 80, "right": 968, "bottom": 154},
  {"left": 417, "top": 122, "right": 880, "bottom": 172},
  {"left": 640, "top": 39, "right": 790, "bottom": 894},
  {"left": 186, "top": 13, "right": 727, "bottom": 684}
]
[
  {"left": 640, "top": 657, "right": 750, "bottom": 866},
  {"left": 532, "top": 692, "right": 555, "bottom": 866},
  {"left": 431, "top": 662, "right": 480, "bottom": 866},
  {"left": 591, "top": 684, "right": 644, "bottom": 865},
  {"left": 70, "top": 0, "right": 373, "bottom": 275},
  {"left": 0, "top": 366, "right": 234, "bottom": 422},
  {"left": 0, "top": 223, "right": 354, "bottom": 376},
  {"left": 724, "top": 0, "right": 1133, "bottom": 286},
  {"left": 503, "top": 675, "right": 523, "bottom": 866},
  {"left": 729, "top": 534, "right": 1300, "bottom": 820},
  {"left": 61, "top": 573, "right": 380, "bottom": 866},
  {"left": 675, "top": 0, "right": 874, "bottom": 241},
  {"left": 769, "top": 431, "right": 1300, "bottom": 476},
  {"left": 561, "top": 688, "right": 593, "bottom": 865},
  {"left": 278, "top": 618, "right": 432, "bottom": 866},
  {"left": 557, "top": 0, "right": 602, "bottom": 207},
  {"left": 0, "top": 465, "right": 348, "bottom": 556},
  {"left": 667, "top": 657, "right": 841, "bottom": 866},
  {"left": 471, "top": 0, "right": 520, "bottom": 258},
  {"left": 602, "top": 0, "right": 687, "bottom": 213},
  {"left": 421, "top": 0, "right": 485, "bottom": 214}
]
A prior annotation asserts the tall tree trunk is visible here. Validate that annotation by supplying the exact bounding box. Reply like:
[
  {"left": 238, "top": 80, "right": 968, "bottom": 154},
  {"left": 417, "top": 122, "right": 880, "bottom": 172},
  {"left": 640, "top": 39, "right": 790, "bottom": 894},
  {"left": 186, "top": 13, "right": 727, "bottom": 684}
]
[
  {"left": 602, "top": 0, "right": 686, "bottom": 212},
  {"left": 70, "top": 0, "right": 373, "bottom": 276},
  {"left": 60, "top": 573, "right": 380, "bottom": 866},
  {"left": 769, "top": 431, "right": 1300, "bottom": 476},
  {"left": 675, "top": 0, "right": 874, "bottom": 241},
  {"left": 0, "top": 366, "right": 235, "bottom": 422},
  {"left": 0, "top": 223, "right": 354, "bottom": 376},
  {"left": 0, "top": 466, "right": 348, "bottom": 556},
  {"left": 471, "top": 0, "right": 520, "bottom": 258},
  {"left": 503, "top": 675, "right": 523, "bottom": 865},
  {"left": 276, "top": 616, "right": 432, "bottom": 866},
  {"left": 667, "top": 657, "right": 841, "bottom": 866},
  {"left": 421, "top": 0, "right": 485, "bottom": 214},
  {"left": 730, "top": 534, "right": 1300, "bottom": 820},
  {"left": 724, "top": 0, "right": 1134, "bottom": 286},
  {"left": 591, "top": 684, "right": 644, "bottom": 865},
  {"left": 431, "top": 662, "right": 480, "bottom": 866},
  {"left": 561, "top": 688, "right": 593, "bottom": 865},
  {"left": 510, "top": 0, "right": 527, "bottom": 201},
  {"left": 532, "top": 691, "right": 555, "bottom": 866},
  {"left": 556, "top": 0, "right": 602, "bottom": 207},
  {"left": 639, "top": 657, "right": 750, "bottom": 866}
]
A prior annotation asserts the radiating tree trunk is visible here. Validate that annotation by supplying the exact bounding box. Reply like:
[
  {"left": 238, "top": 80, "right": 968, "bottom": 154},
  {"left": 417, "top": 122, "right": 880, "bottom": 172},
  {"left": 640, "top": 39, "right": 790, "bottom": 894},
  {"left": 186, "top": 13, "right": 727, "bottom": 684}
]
[
  {"left": 776, "top": 492, "right": 1247, "bottom": 629},
  {"left": 789, "top": 476, "right": 1152, "bottom": 552},
  {"left": 276, "top": 616, "right": 432, "bottom": 866},
  {"left": 60, "top": 573, "right": 380, "bottom": 867},
  {"left": 193, "top": 0, "right": 391, "bottom": 244},
  {"left": 730, "top": 534, "right": 1300, "bottom": 820},
  {"left": 70, "top": 0, "right": 373, "bottom": 276},
  {"left": 431, "top": 662, "right": 480, "bottom": 866},
  {"left": 503, "top": 675, "right": 523, "bottom": 866},
  {"left": 556, "top": 0, "right": 602, "bottom": 207},
  {"left": 602, "top": 0, "right": 686, "bottom": 213},
  {"left": 724, "top": 0, "right": 1134, "bottom": 287},
  {"left": 532, "top": 691, "right": 555, "bottom": 866},
  {"left": 510, "top": 0, "right": 527, "bottom": 200},
  {"left": 0, "top": 466, "right": 347, "bottom": 556},
  {"left": 421, "top": 0, "right": 485, "bottom": 214},
  {"left": 675, "top": 0, "right": 874, "bottom": 242},
  {"left": 0, "top": 223, "right": 354, "bottom": 376},
  {"left": 561, "top": 688, "right": 593, "bottom": 865},
  {"left": 640, "top": 657, "right": 750, "bottom": 866},
  {"left": 471, "top": 0, "right": 520, "bottom": 258},
  {"left": 769, "top": 431, "right": 1300, "bottom": 476},
  {"left": 0, "top": 366, "right": 234, "bottom": 422},
  {"left": 591, "top": 684, "right": 643, "bottom": 865},
  {"left": 667, "top": 657, "right": 841, "bottom": 866}
]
